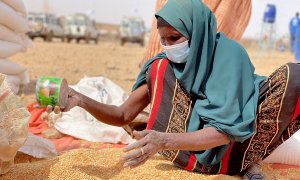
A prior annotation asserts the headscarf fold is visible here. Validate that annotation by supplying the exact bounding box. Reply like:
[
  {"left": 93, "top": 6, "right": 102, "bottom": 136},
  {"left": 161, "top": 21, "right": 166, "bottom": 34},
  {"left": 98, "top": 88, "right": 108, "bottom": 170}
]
[{"left": 132, "top": 0, "right": 265, "bottom": 165}]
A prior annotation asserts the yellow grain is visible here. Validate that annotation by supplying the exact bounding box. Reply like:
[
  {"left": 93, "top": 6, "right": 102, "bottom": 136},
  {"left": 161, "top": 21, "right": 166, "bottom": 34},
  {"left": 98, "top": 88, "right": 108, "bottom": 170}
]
[{"left": 1, "top": 148, "right": 240, "bottom": 180}]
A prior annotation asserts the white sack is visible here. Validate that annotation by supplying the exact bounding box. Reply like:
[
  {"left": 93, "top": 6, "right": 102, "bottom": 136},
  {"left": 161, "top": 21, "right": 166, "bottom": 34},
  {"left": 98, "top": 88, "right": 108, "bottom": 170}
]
[
  {"left": 0, "top": 59, "right": 26, "bottom": 75},
  {"left": 6, "top": 75, "right": 21, "bottom": 94},
  {"left": 0, "top": 73, "right": 30, "bottom": 175},
  {"left": 18, "top": 133, "right": 57, "bottom": 158},
  {"left": 263, "top": 130, "right": 300, "bottom": 166},
  {"left": 0, "top": 59, "right": 30, "bottom": 93},
  {"left": 0, "top": 40, "right": 25, "bottom": 58},
  {"left": 0, "top": 1, "right": 29, "bottom": 33},
  {"left": 1, "top": 0, "right": 27, "bottom": 17},
  {"left": 0, "top": 24, "right": 32, "bottom": 48},
  {"left": 55, "top": 76, "right": 134, "bottom": 144}
]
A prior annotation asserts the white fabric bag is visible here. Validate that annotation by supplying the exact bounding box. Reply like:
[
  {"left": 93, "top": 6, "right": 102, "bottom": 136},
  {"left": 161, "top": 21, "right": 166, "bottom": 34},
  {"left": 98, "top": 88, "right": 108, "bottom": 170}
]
[
  {"left": 55, "top": 76, "right": 134, "bottom": 144},
  {"left": 0, "top": 41, "right": 25, "bottom": 58},
  {"left": 0, "top": 59, "right": 29, "bottom": 83},
  {"left": 263, "top": 130, "right": 300, "bottom": 166},
  {"left": 0, "top": 73, "right": 30, "bottom": 175},
  {"left": 0, "top": 1, "right": 29, "bottom": 34},
  {"left": 18, "top": 133, "right": 57, "bottom": 158},
  {"left": 0, "top": 59, "right": 30, "bottom": 94},
  {"left": 0, "top": 25, "right": 32, "bottom": 48},
  {"left": 1, "top": 0, "right": 27, "bottom": 16}
]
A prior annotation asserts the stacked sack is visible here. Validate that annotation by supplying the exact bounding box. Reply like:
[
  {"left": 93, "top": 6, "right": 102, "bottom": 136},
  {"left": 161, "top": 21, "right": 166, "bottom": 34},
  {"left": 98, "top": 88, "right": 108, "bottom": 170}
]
[
  {"left": 0, "top": 0, "right": 32, "bottom": 94},
  {"left": 0, "top": 0, "right": 32, "bottom": 175}
]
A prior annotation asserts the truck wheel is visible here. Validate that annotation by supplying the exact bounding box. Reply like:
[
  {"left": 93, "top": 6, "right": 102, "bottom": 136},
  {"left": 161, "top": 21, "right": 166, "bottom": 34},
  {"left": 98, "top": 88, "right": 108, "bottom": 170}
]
[
  {"left": 95, "top": 38, "right": 99, "bottom": 44},
  {"left": 121, "top": 39, "right": 125, "bottom": 46},
  {"left": 66, "top": 38, "right": 72, "bottom": 43},
  {"left": 85, "top": 35, "right": 90, "bottom": 44},
  {"left": 140, "top": 40, "right": 145, "bottom": 47},
  {"left": 46, "top": 32, "right": 53, "bottom": 42}
]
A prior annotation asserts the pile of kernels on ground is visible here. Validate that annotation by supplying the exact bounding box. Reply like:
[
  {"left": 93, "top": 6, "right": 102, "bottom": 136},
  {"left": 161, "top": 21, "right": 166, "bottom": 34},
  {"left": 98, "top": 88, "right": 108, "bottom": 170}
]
[{"left": 2, "top": 148, "right": 240, "bottom": 180}]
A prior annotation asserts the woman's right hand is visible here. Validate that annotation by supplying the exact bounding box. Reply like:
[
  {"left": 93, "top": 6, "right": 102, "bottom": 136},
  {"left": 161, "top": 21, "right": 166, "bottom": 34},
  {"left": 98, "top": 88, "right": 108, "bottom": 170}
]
[
  {"left": 41, "top": 87, "right": 82, "bottom": 123},
  {"left": 62, "top": 87, "right": 82, "bottom": 112}
]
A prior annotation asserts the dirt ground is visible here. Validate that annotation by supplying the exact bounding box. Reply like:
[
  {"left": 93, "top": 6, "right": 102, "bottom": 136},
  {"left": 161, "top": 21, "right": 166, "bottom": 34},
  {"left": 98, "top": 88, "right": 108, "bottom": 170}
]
[{"left": 10, "top": 38, "right": 294, "bottom": 106}]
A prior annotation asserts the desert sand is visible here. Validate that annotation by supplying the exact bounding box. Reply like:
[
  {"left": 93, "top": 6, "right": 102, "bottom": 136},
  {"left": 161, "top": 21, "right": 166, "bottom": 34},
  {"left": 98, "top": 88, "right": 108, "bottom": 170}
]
[{"left": 10, "top": 38, "right": 294, "bottom": 106}]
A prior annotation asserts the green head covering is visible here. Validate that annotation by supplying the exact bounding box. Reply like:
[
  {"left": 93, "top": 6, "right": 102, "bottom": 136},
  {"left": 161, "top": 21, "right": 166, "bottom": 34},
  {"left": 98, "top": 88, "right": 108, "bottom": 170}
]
[{"left": 132, "top": 0, "right": 265, "bottom": 166}]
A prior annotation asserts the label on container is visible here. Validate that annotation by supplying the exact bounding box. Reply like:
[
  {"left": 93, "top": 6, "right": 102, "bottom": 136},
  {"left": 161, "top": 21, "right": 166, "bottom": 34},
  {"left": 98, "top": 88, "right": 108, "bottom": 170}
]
[{"left": 36, "top": 76, "right": 63, "bottom": 107}]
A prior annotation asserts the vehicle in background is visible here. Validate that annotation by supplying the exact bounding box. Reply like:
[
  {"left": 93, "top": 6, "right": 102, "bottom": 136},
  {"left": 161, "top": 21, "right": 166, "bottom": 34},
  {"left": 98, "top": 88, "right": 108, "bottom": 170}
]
[
  {"left": 119, "top": 16, "right": 146, "bottom": 46},
  {"left": 60, "top": 13, "right": 99, "bottom": 44},
  {"left": 27, "top": 13, "right": 64, "bottom": 42}
]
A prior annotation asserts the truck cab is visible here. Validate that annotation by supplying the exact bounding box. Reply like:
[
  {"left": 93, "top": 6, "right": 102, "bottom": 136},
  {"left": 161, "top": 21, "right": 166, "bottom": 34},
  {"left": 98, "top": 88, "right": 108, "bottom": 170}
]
[
  {"left": 119, "top": 16, "right": 146, "bottom": 46},
  {"left": 27, "top": 13, "right": 64, "bottom": 42},
  {"left": 62, "top": 13, "right": 99, "bottom": 44}
]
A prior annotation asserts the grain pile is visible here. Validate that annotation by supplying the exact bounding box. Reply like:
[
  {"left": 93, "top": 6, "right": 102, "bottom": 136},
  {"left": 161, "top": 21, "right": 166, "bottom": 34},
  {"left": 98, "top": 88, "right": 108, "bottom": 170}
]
[{"left": 2, "top": 148, "right": 240, "bottom": 180}]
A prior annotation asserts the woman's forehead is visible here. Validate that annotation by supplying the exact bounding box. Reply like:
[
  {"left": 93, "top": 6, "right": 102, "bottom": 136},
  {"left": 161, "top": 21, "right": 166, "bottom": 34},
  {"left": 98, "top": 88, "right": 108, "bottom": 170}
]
[{"left": 158, "top": 26, "right": 182, "bottom": 36}]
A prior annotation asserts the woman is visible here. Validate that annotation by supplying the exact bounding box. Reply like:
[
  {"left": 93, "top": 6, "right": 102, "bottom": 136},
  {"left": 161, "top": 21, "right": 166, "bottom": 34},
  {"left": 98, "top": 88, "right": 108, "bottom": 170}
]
[
  {"left": 57, "top": 0, "right": 300, "bottom": 179},
  {"left": 140, "top": 0, "right": 252, "bottom": 67}
]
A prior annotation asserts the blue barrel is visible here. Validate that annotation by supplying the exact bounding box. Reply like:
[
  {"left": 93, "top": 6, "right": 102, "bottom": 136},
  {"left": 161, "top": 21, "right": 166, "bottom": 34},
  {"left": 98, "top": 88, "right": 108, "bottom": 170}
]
[
  {"left": 295, "top": 26, "right": 300, "bottom": 62},
  {"left": 263, "top": 4, "right": 276, "bottom": 23}
]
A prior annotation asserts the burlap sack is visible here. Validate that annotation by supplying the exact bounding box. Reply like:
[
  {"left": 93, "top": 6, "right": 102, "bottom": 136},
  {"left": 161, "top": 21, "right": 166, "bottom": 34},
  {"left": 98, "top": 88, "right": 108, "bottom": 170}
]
[
  {"left": 0, "top": 73, "right": 30, "bottom": 175},
  {"left": 139, "top": 0, "right": 251, "bottom": 67}
]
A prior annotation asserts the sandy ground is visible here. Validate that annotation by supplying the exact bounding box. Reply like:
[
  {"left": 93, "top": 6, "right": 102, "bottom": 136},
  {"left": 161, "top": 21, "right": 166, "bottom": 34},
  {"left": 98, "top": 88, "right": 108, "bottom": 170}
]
[{"left": 9, "top": 38, "right": 294, "bottom": 106}]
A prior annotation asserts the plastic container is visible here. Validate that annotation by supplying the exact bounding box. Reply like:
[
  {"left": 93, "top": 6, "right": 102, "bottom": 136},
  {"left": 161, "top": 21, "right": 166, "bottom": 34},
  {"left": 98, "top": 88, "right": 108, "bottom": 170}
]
[
  {"left": 263, "top": 4, "right": 276, "bottom": 23},
  {"left": 295, "top": 26, "right": 300, "bottom": 62},
  {"left": 36, "top": 76, "right": 68, "bottom": 108}
]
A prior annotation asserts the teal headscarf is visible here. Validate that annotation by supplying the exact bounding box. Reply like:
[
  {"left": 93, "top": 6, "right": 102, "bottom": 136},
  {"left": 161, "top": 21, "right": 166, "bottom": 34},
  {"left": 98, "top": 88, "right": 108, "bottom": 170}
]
[{"left": 132, "top": 0, "right": 265, "bottom": 165}]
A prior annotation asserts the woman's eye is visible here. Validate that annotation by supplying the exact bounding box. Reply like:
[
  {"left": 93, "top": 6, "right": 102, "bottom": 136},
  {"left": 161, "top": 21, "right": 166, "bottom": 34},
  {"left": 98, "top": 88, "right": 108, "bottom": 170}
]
[{"left": 170, "top": 36, "right": 180, "bottom": 42}]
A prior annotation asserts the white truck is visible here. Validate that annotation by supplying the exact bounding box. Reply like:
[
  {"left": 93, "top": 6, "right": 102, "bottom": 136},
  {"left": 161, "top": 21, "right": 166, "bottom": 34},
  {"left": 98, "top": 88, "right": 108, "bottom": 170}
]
[
  {"left": 27, "top": 13, "right": 65, "bottom": 42},
  {"left": 61, "top": 13, "right": 99, "bottom": 44},
  {"left": 119, "top": 16, "right": 146, "bottom": 46}
]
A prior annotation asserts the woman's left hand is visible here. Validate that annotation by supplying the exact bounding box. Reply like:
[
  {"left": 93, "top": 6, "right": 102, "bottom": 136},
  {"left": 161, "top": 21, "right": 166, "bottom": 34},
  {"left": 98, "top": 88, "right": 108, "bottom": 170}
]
[{"left": 121, "top": 130, "right": 167, "bottom": 168}]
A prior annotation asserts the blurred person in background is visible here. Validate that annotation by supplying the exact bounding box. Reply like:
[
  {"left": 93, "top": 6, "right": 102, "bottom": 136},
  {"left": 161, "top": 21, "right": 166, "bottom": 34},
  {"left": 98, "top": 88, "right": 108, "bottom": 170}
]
[{"left": 289, "top": 12, "right": 299, "bottom": 53}]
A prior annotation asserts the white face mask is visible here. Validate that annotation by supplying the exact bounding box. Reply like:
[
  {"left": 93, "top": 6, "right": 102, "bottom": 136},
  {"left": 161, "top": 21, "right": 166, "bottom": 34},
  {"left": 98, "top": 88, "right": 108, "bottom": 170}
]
[{"left": 162, "top": 40, "right": 190, "bottom": 63}]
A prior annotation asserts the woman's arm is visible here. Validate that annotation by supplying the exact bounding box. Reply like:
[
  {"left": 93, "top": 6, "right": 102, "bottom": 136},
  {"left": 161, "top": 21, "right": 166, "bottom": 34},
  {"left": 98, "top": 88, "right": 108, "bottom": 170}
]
[
  {"left": 163, "top": 127, "right": 230, "bottom": 151},
  {"left": 65, "top": 84, "right": 150, "bottom": 127},
  {"left": 122, "top": 128, "right": 229, "bottom": 167}
]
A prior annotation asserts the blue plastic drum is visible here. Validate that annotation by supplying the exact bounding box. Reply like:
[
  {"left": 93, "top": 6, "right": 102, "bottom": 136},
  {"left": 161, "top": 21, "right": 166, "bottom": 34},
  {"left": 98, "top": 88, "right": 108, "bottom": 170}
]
[
  {"left": 295, "top": 26, "right": 300, "bottom": 62},
  {"left": 263, "top": 4, "right": 276, "bottom": 23}
]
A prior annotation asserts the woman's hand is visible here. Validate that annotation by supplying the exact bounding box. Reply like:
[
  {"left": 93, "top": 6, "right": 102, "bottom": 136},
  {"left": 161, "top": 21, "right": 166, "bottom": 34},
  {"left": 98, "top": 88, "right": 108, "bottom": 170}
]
[
  {"left": 63, "top": 87, "right": 82, "bottom": 112},
  {"left": 121, "top": 130, "right": 167, "bottom": 168},
  {"left": 41, "top": 87, "right": 81, "bottom": 120},
  {"left": 41, "top": 105, "right": 62, "bottom": 127}
]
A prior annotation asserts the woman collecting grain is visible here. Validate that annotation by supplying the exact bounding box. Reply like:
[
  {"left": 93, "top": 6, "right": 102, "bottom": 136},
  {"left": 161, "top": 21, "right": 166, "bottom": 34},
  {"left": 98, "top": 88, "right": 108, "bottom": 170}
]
[{"left": 51, "top": 0, "right": 300, "bottom": 179}]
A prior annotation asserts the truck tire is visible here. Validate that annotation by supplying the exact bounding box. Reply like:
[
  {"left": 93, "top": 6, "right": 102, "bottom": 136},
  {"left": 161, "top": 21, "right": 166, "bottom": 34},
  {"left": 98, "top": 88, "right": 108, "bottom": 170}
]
[
  {"left": 140, "top": 39, "right": 145, "bottom": 47},
  {"left": 121, "top": 38, "right": 126, "bottom": 46},
  {"left": 45, "top": 31, "right": 53, "bottom": 42},
  {"left": 85, "top": 34, "right": 90, "bottom": 44},
  {"left": 66, "top": 37, "right": 72, "bottom": 43}
]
